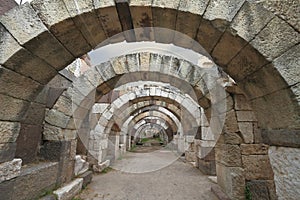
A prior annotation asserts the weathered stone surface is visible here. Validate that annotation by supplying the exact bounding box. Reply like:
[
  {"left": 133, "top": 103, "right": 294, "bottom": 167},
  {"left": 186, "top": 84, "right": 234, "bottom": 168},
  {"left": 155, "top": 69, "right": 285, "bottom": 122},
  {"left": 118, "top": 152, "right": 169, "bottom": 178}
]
[
  {"left": 93, "top": 159, "right": 110, "bottom": 172},
  {"left": 63, "top": 0, "right": 107, "bottom": 48},
  {"left": 230, "top": 1, "right": 274, "bottom": 42},
  {"left": 74, "top": 155, "right": 89, "bottom": 176},
  {"left": 242, "top": 155, "right": 274, "bottom": 180},
  {"left": 0, "top": 121, "right": 20, "bottom": 144},
  {"left": 211, "top": 185, "right": 230, "bottom": 200},
  {"left": 15, "top": 124, "right": 42, "bottom": 164},
  {"left": 45, "top": 109, "right": 71, "bottom": 128},
  {"left": 260, "top": 0, "right": 300, "bottom": 32},
  {"left": 215, "top": 144, "right": 242, "bottom": 167},
  {"left": 43, "top": 123, "right": 76, "bottom": 141},
  {"left": 54, "top": 178, "right": 83, "bottom": 200},
  {"left": 204, "top": 0, "right": 245, "bottom": 21},
  {"left": 197, "top": 19, "right": 224, "bottom": 53},
  {"left": 268, "top": 146, "right": 300, "bottom": 200},
  {"left": 238, "top": 122, "right": 254, "bottom": 144},
  {"left": 0, "top": 66, "right": 42, "bottom": 101},
  {"left": 236, "top": 111, "right": 256, "bottom": 122},
  {"left": 175, "top": 0, "right": 203, "bottom": 48},
  {"left": 0, "top": 94, "right": 30, "bottom": 122},
  {"left": 0, "top": 158, "right": 22, "bottom": 183},
  {"left": 239, "top": 64, "right": 289, "bottom": 99},
  {"left": 39, "top": 194, "right": 57, "bottom": 200},
  {"left": 223, "top": 109, "right": 239, "bottom": 134},
  {"left": 23, "top": 102, "right": 46, "bottom": 125},
  {"left": 31, "top": 0, "right": 91, "bottom": 57},
  {"left": 0, "top": 3, "right": 74, "bottom": 70},
  {"left": 250, "top": 16, "right": 300, "bottom": 61},
  {"left": 0, "top": 142, "right": 16, "bottom": 163},
  {"left": 272, "top": 44, "right": 300, "bottom": 86},
  {"left": 13, "top": 162, "right": 59, "bottom": 200},
  {"left": 262, "top": 129, "right": 300, "bottom": 148},
  {"left": 53, "top": 95, "right": 73, "bottom": 117},
  {"left": 246, "top": 180, "right": 277, "bottom": 200},
  {"left": 0, "top": 22, "right": 21, "bottom": 64},
  {"left": 226, "top": 43, "right": 268, "bottom": 81},
  {"left": 241, "top": 144, "right": 269, "bottom": 155},
  {"left": 0, "top": 178, "right": 16, "bottom": 200},
  {"left": 212, "top": 30, "right": 247, "bottom": 67},
  {"left": 78, "top": 170, "right": 93, "bottom": 188},
  {"left": 197, "top": 158, "right": 216, "bottom": 175},
  {"left": 129, "top": 0, "right": 154, "bottom": 41},
  {"left": 94, "top": 0, "right": 124, "bottom": 42},
  {"left": 250, "top": 88, "right": 299, "bottom": 129},
  {"left": 152, "top": 0, "right": 180, "bottom": 43},
  {"left": 216, "top": 164, "right": 245, "bottom": 200},
  {"left": 234, "top": 94, "right": 251, "bottom": 111}
]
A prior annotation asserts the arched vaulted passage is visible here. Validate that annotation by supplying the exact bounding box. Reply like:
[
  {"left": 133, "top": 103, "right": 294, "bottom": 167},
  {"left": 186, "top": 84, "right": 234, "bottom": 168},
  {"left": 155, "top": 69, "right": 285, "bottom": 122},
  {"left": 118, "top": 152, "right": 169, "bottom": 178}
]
[{"left": 0, "top": 1, "right": 299, "bottom": 199}]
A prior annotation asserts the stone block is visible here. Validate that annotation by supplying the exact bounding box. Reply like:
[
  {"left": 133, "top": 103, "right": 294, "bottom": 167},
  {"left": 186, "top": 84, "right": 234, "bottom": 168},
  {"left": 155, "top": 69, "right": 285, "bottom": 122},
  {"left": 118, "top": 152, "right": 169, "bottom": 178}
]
[
  {"left": 46, "top": 87, "right": 66, "bottom": 109},
  {"left": 0, "top": 65, "right": 42, "bottom": 101},
  {"left": 0, "top": 178, "right": 16, "bottom": 200},
  {"left": 0, "top": 3, "right": 73, "bottom": 70},
  {"left": 3, "top": 47, "right": 57, "bottom": 84},
  {"left": 94, "top": 0, "right": 124, "bottom": 41},
  {"left": 250, "top": 88, "right": 298, "bottom": 129},
  {"left": 215, "top": 144, "right": 242, "bottom": 167},
  {"left": 204, "top": 0, "right": 245, "bottom": 21},
  {"left": 230, "top": 1, "right": 274, "bottom": 42},
  {"left": 0, "top": 142, "right": 16, "bottom": 163},
  {"left": 174, "top": 8, "right": 201, "bottom": 48},
  {"left": 0, "top": 93, "right": 30, "bottom": 121},
  {"left": 23, "top": 102, "right": 46, "bottom": 125},
  {"left": 236, "top": 111, "right": 256, "bottom": 122},
  {"left": 0, "top": 121, "right": 20, "bottom": 144},
  {"left": 241, "top": 144, "right": 269, "bottom": 155},
  {"left": 78, "top": 171, "right": 93, "bottom": 188},
  {"left": 239, "top": 63, "right": 288, "bottom": 99},
  {"left": 242, "top": 155, "right": 274, "bottom": 180},
  {"left": 196, "top": 19, "right": 225, "bottom": 53},
  {"left": 53, "top": 178, "right": 83, "bottom": 200},
  {"left": 226, "top": 44, "right": 268, "bottom": 82},
  {"left": 197, "top": 158, "right": 216, "bottom": 175},
  {"left": 212, "top": 30, "right": 247, "bottom": 67},
  {"left": 250, "top": 16, "right": 300, "bottom": 61},
  {"left": 0, "top": 158, "right": 22, "bottom": 183},
  {"left": 74, "top": 155, "right": 89, "bottom": 176},
  {"left": 12, "top": 162, "right": 59, "bottom": 200},
  {"left": 43, "top": 123, "right": 72, "bottom": 141},
  {"left": 223, "top": 109, "right": 239, "bottom": 133},
  {"left": 246, "top": 180, "right": 277, "bottom": 200},
  {"left": 216, "top": 164, "right": 245, "bottom": 200},
  {"left": 15, "top": 124, "right": 42, "bottom": 164},
  {"left": 31, "top": 0, "right": 91, "bottom": 57},
  {"left": 211, "top": 185, "right": 230, "bottom": 200},
  {"left": 238, "top": 122, "right": 254, "bottom": 144},
  {"left": 45, "top": 109, "right": 71, "bottom": 128},
  {"left": 268, "top": 146, "right": 300, "bottom": 199},
  {"left": 151, "top": 1, "right": 180, "bottom": 43},
  {"left": 63, "top": 0, "right": 107, "bottom": 48},
  {"left": 53, "top": 95, "right": 73, "bottom": 117},
  {"left": 234, "top": 94, "right": 251, "bottom": 111},
  {"left": 273, "top": 44, "right": 300, "bottom": 86},
  {"left": 93, "top": 159, "right": 110, "bottom": 172}
]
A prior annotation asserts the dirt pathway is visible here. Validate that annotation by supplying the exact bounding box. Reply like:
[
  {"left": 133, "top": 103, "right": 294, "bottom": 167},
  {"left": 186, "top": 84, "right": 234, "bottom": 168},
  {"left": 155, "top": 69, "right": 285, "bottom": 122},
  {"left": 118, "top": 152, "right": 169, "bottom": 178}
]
[{"left": 77, "top": 151, "right": 218, "bottom": 200}]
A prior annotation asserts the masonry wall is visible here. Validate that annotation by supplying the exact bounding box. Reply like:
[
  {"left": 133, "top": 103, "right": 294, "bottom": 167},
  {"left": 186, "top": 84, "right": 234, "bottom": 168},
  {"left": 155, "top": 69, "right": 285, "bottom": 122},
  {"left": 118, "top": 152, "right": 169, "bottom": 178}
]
[{"left": 0, "top": 0, "right": 17, "bottom": 15}]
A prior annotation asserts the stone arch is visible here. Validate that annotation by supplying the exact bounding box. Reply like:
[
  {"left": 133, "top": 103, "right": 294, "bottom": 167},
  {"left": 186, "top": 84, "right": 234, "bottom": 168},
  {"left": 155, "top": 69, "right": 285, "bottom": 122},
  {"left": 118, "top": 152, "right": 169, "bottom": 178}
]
[{"left": 0, "top": 1, "right": 299, "bottom": 199}]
